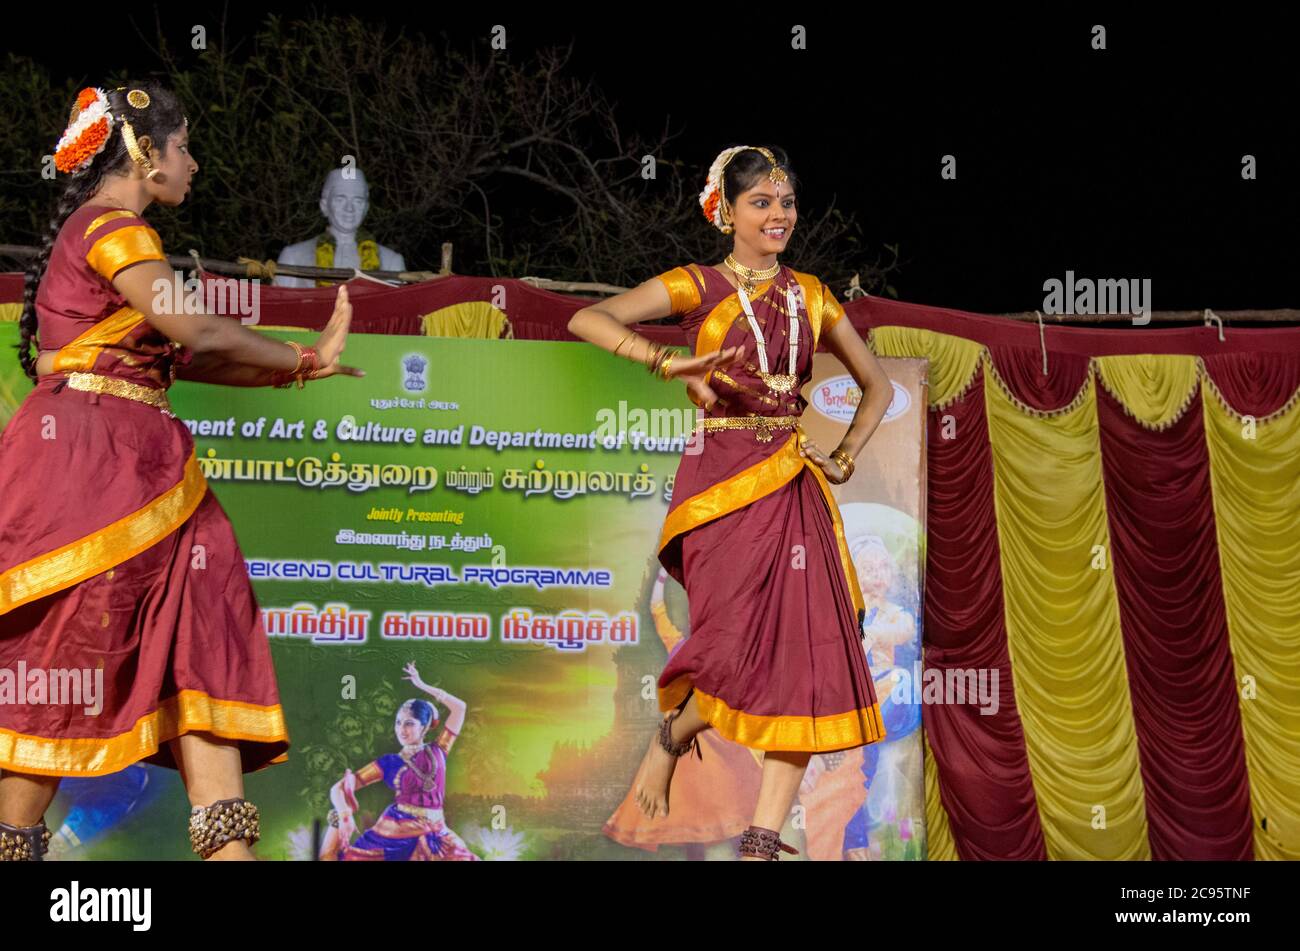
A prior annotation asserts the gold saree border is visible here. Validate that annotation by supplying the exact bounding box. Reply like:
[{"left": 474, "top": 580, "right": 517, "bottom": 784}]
[
  {"left": 689, "top": 269, "right": 831, "bottom": 390},
  {"left": 0, "top": 689, "right": 288, "bottom": 777},
  {"left": 85, "top": 224, "right": 165, "bottom": 281},
  {"left": 786, "top": 270, "right": 828, "bottom": 348},
  {"left": 83, "top": 209, "right": 138, "bottom": 240},
  {"left": 656, "top": 431, "right": 865, "bottom": 617},
  {"left": 657, "top": 431, "right": 804, "bottom": 554},
  {"left": 658, "top": 675, "right": 885, "bottom": 751},
  {"left": 0, "top": 450, "right": 208, "bottom": 614},
  {"left": 802, "top": 445, "right": 868, "bottom": 618},
  {"left": 694, "top": 277, "right": 774, "bottom": 386},
  {"left": 51, "top": 305, "right": 148, "bottom": 373}
]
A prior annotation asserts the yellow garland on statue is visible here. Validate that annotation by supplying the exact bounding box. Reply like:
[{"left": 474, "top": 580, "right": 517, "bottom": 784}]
[{"left": 314, "top": 232, "right": 382, "bottom": 287}]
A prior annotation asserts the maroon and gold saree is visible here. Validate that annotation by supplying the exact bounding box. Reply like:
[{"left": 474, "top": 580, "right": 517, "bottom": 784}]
[
  {"left": 0, "top": 203, "right": 288, "bottom": 776},
  {"left": 653, "top": 263, "right": 886, "bottom": 753}
]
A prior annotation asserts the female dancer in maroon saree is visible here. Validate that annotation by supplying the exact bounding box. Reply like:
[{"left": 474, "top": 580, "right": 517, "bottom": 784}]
[
  {"left": 0, "top": 81, "right": 360, "bottom": 860},
  {"left": 568, "top": 145, "right": 896, "bottom": 860}
]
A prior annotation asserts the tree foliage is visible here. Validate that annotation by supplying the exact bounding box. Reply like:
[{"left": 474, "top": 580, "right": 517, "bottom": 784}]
[{"left": 0, "top": 12, "right": 900, "bottom": 296}]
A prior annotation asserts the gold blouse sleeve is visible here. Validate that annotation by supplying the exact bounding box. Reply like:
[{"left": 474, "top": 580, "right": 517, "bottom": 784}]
[
  {"left": 821, "top": 282, "right": 847, "bottom": 330},
  {"left": 436, "top": 726, "right": 459, "bottom": 755},
  {"left": 655, "top": 266, "right": 702, "bottom": 318},
  {"left": 85, "top": 224, "right": 166, "bottom": 282}
]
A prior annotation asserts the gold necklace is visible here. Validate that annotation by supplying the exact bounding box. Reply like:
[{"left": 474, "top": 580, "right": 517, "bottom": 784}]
[
  {"left": 399, "top": 744, "right": 438, "bottom": 792},
  {"left": 737, "top": 279, "right": 803, "bottom": 395},
  {"left": 724, "top": 254, "right": 780, "bottom": 294}
]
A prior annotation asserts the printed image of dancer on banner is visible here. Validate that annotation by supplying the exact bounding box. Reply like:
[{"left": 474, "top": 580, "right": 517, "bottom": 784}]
[
  {"left": 795, "top": 355, "right": 928, "bottom": 860},
  {"left": 321, "top": 663, "right": 480, "bottom": 860}
]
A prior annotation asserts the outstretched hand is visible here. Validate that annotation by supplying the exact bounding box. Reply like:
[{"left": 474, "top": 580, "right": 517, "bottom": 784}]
[
  {"left": 309, "top": 285, "right": 365, "bottom": 380},
  {"left": 664, "top": 345, "right": 745, "bottom": 411}
]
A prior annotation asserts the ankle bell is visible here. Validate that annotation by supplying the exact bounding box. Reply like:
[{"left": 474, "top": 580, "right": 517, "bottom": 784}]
[
  {"left": 738, "top": 824, "right": 799, "bottom": 861},
  {"left": 189, "top": 797, "right": 261, "bottom": 859},
  {"left": 0, "top": 816, "right": 52, "bottom": 862}
]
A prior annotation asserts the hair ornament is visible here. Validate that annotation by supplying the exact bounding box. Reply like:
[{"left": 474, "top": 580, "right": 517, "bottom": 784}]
[
  {"left": 53, "top": 87, "right": 113, "bottom": 175},
  {"left": 698, "top": 146, "right": 788, "bottom": 234}
]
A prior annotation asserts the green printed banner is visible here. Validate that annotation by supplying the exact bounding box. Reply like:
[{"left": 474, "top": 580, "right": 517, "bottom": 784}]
[{"left": 0, "top": 325, "right": 927, "bottom": 861}]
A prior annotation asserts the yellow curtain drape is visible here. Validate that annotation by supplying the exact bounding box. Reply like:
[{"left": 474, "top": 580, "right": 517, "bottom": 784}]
[
  {"left": 984, "top": 369, "right": 1150, "bottom": 859},
  {"left": 848, "top": 324, "right": 1300, "bottom": 859},
  {"left": 869, "top": 326, "right": 985, "bottom": 409},
  {"left": 922, "top": 728, "right": 959, "bottom": 859},
  {"left": 0, "top": 303, "right": 22, "bottom": 323},
  {"left": 1202, "top": 382, "right": 1300, "bottom": 859},
  {"left": 421, "top": 301, "right": 512, "bottom": 339},
  {"left": 1094, "top": 355, "right": 1201, "bottom": 430}
]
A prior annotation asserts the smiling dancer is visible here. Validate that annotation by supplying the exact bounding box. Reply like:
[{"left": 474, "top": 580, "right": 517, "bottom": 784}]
[
  {"left": 0, "top": 81, "right": 360, "bottom": 860},
  {"left": 568, "top": 145, "right": 895, "bottom": 860}
]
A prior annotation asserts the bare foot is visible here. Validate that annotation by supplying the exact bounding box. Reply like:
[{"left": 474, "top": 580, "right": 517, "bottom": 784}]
[{"left": 633, "top": 714, "right": 689, "bottom": 819}]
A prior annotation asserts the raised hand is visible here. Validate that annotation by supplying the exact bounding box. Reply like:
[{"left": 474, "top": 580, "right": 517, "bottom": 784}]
[
  {"left": 402, "top": 661, "right": 434, "bottom": 695},
  {"left": 309, "top": 285, "right": 364, "bottom": 379}
]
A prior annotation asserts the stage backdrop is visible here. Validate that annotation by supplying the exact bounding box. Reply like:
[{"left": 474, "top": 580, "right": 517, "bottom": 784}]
[{"left": 0, "top": 323, "right": 927, "bottom": 861}]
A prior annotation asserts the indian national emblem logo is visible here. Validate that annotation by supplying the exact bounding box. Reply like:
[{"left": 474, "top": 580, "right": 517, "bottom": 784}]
[{"left": 403, "top": 354, "right": 427, "bottom": 393}]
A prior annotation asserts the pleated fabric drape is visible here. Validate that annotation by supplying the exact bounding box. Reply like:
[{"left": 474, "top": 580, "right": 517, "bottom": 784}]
[{"left": 865, "top": 305, "right": 1300, "bottom": 861}]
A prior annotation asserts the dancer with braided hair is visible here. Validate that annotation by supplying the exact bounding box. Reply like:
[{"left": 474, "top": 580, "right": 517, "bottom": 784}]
[
  {"left": 0, "top": 81, "right": 362, "bottom": 860},
  {"left": 568, "top": 145, "right": 895, "bottom": 860}
]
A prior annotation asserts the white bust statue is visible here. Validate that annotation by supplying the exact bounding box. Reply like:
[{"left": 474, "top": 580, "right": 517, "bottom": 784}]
[{"left": 274, "top": 168, "right": 406, "bottom": 287}]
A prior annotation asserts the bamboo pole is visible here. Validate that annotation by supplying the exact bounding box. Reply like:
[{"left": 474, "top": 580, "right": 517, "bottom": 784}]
[
  {"left": 0, "top": 243, "right": 444, "bottom": 285},
  {"left": 2, "top": 242, "right": 1299, "bottom": 324}
]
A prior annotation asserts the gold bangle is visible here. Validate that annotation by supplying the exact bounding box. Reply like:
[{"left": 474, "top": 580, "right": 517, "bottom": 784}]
[
  {"left": 285, "top": 341, "right": 306, "bottom": 374},
  {"left": 830, "top": 449, "right": 855, "bottom": 477},
  {"left": 612, "top": 330, "right": 634, "bottom": 358},
  {"left": 658, "top": 351, "right": 677, "bottom": 379}
]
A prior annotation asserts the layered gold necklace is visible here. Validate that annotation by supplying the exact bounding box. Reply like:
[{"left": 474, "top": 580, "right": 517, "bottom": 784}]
[
  {"left": 400, "top": 744, "right": 438, "bottom": 792},
  {"left": 724, "top": 253, "right": 780, "bottom": 295},
  {"left": 733, "top": 272, "right": 804, "bottom": 396}
]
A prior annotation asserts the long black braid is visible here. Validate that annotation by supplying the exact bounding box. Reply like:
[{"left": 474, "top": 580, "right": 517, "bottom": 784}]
[
  {"left": 17, "top": 171, "right": 108, "bottom": 382},
  {"left": 15, "top": 81, "right": 186, "bottom": 383}
]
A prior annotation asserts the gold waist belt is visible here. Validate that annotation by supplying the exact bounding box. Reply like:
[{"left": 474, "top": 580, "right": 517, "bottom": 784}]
[
  {"left": 392, "top": 803, "right": 446, "bottom": 822},
  {"left": 63, "top": 372, "right": 174, "bottom": 417},
  {"left": 696, "top": 414, "right": 800, "bottom": 443}
]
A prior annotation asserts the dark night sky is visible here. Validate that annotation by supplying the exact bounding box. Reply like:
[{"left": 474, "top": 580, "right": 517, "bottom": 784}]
[{"left": 6, "top": 5, "right": 1298, "bottom": 314}]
